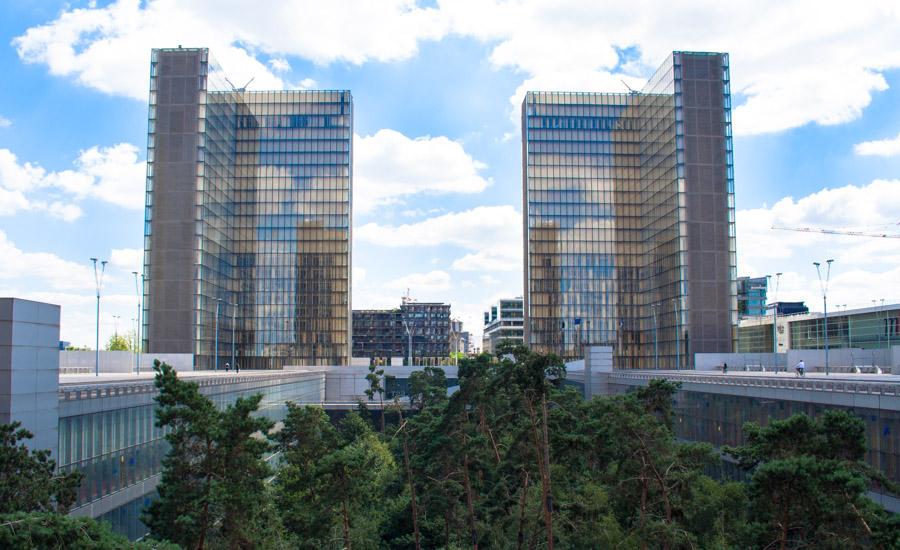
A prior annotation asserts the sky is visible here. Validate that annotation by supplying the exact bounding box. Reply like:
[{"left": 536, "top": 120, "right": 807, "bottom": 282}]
[{"left": 1, "top": 0, "right": 900, "bottom": 349}]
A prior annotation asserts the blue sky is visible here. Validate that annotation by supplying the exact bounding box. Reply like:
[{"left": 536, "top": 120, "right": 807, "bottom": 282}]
[{"left": 1, "top": 0, "right": 900, "bottom": 348}]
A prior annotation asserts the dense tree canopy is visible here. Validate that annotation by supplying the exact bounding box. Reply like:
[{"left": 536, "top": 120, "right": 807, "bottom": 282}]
[
  {"left": 0, "top": 422, "right": 81, "bottom": 514},
  {"left": 4, "top": 350, "right": 896, "bottom": 549}
]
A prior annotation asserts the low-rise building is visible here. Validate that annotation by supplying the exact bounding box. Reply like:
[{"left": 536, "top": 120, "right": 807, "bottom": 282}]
[
  {"left": 352, "top": 300, "right": 451, "bottom": 365},
  {"left": 482, "top": 297, "right": 524, "bottom": 354},
  {"left": 737, "top": 276, "right": 769, "bottom": 318},
  {"left": 737, "top": 302, "right": 899, "bottom": 357}
]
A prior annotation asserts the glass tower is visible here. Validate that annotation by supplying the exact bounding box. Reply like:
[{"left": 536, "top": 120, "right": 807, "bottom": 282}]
[
  {"left": 144, "top": 48, "right": 352, "bottom": 369},
  {"left": 522, "top": 51, "right": 736, "bottom": 369}
]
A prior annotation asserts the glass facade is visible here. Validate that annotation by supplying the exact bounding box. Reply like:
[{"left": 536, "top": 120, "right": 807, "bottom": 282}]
[
  {"left": 737, "top": 276, "right": 768, "bottom": 317},
  {"left": 482, "top": 297, "right": 525, "bottom": 354},
  {"left": 736, "top": 305, "right": 899, "bottom": 353},
  {"left": 352, "top": 302, "right": 451, "bottom": 365},
  {"left": 60, "top": 375, "right": 324, "bottom": 538},
  {"left": 789, "top": 307, "right": 900, "bottom": 350},
  {"left": 522, "top": 52, "right": 737, "bottom": 368},
  {"left": 144, "top": 48, "right": 352, "bottom": 369}
]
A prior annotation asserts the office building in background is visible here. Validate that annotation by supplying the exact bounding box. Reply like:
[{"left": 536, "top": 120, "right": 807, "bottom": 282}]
[
  {"left": 522, "top": 51, "right": 737, "bottom": 368},
  {"left": 144, "top": 48, "right": 352, "bottom": 369},
  {"left": 482, "top": 297, "right": 525, "bottom": 354},
  {"left": 352, "top": 300, "right": 451, "bottom": 365},
  {"left": 737, "top": 276, "right": 768, "bottom": 317}
]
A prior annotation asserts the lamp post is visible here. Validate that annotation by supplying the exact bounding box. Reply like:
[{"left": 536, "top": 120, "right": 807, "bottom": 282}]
[
  {"left": 813, "top": 259, "right": 834, "bottom": 375},
  {"left": 673, "top": 297, "right": 680, "bottom": 370},
  {"left": 230, "top": 301, "right": 236, "bottom": 372},
  {"left": 772, "top": 272, "right": 782, "bottom": 355},
  {"left": 91, "top": 258, "right": 108, "bottom": 377},
  {"left": 651, "top": 303, "right": 658, "bottom": 370},
  {"left": 112, "top": 315, "right": 120, "bottom": 338},
  {"left": 132, "top": 272, "right": 142, "bottom": 374},
  {"left": 214, "top": 300, "right": 220, "bottom": 371},
  {"left": 402, "top": 318, "right": 413, "bottom": 366}
]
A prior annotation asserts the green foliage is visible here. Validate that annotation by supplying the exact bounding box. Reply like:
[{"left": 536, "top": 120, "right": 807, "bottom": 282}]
[
  {"left": 105, "top": 332, "right": 134, "bottom": 351},
  {"left": 0, "top": 511, "right": 177, "bottom": 549},
  {"left": 143, "top": 360, "right": 276, "bottom": 549},
  {"left": 726, "top": 409, "right": 898, "bottom": 548},
  {"left": 275, "top": 405, "right": 397, "bottom": 549},
  {"left": 0, "top": 422, "right": 81, "bottom": 514}
]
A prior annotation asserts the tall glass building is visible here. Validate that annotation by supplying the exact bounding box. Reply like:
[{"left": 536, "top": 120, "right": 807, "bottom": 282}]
[
  {"left": 144, "top": 48, "right": 352, "bottom": 368},
  {"left": 522, "top": 51, "right": 736, "bottom": 368}
]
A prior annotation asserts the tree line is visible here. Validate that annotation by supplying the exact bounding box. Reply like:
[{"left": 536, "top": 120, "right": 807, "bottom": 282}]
[{"left": 1, "top": 345, "right": 898, "bottom": 548}]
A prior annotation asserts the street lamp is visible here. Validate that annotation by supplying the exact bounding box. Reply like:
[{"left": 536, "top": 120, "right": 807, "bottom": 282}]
[
  {"left": 772, "top": 272, "right": 782, "bottom": 355},
  {"left": 230, "top": 301, "right": 236, "bottom": 372},
  {"left": 651, "top": 303, "right": 659, "bottom": 370},
  {"left": 673, "top": 297, "right": 680, "bottom": 370},
  {"left": 132, "top": 272, "right": 143, "bottom": 374},
  {"left": 402, "top": 318, "right": 413, "bottom": 366},
  {"left": 112, "top": 315, "right": 120, "bottom": 338},
  {"left": 213, "top": 298, "right": 238, "bottom": 372},
  {"left": 813, "top": 259, "right": 834, "bottom": 375},
  {"left": 90, "top": 258, "right": 108, "bottom": 377}
]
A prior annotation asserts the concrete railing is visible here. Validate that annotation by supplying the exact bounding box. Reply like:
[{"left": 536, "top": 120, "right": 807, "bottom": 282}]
[
  {"left": 609, "top": 371, "right": 900, "bottom": 397},
  {"left": 58, "top": 371, "right": 324, "bottom": 402}
]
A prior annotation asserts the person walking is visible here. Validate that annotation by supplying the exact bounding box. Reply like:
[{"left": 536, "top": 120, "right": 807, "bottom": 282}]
[
  {"left": 722, "top": 362, "right": 728, "bottom": 374},
  {"left": 795, "top": 359, "right": 806, "bottom": 377},
  {"left": 224, "top": 362, "right": 230, "bottom": 372}
]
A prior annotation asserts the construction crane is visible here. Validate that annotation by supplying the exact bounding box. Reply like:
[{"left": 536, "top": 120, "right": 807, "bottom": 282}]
[{"left": 771, "top": 225, "right": 900, "bottom": 239}]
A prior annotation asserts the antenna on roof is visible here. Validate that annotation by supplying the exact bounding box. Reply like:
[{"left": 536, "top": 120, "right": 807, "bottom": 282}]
[
  {"left": 238, "top": 77, "right": 254, "bottom": 91},
  {"left": 222, "top": 76, "right": 255, "bottom": 92},
  {"left": 621, "top": 79, "right": 639, "bottom": 95}
]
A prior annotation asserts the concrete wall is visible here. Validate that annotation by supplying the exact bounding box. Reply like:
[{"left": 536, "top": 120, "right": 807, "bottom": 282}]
[
  {"left": 0, "top": 298, "right": 60, "bottom": 459},
  {"left": 286, "top": 365, "right": 459, "bottom": 404},
  {"left": 785, "top": 348, "right": 891, "bottom": 370},
  {"left": 696, "top": 349, "right": 896, "bottom": 373},
  {"left": 584, "top": 346, "right": 612, "bottom": 398},
  {"left": 695, "top": 352, "right": 785, "bottom": 371},
  {"left": 59, "top": 351, "right": 193, "bottom": 374}
]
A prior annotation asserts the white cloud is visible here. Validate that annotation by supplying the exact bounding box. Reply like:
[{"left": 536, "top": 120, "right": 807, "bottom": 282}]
[
  {"left": 736, "top": 179, "right": 900, "bottom": 309},
  {"left": 854, "top": 132, "right": 900, "bottom": 157},
  {"left": 293, "top": 78, "right": 318, "bottom": 89},
  {"left": 352, "top": 265, "right": 367, "bottom": 284},
  {"left": 385, "top": 270, "right": 452, "bottom": 292},
  {"left": 12, "top": 0, "right": 445, "bottom": 100},
  {"left": 354, "top": 129, "right": 491, "bottom": 214},
  {"left": 479, "top": 274, "right": 500, "bottom": 285},
  {"left": 268, "top": 57, "right": 291, "bottom": 72},
  {"left": 0, "top": 116, "right": 11, "bottom": 128},
  {"left": 356, "top": 205, "right": 521, "bottom": 270},
  {"left": 110, "top": 248, "right": 144, "bottom": 274},
  {"left": 0, "top": 230, "right": 95, "bottom": 291},
  {"left": 0, "top": 232, "right": 146, "bottom": 346},
  {"left": 17, "top": 2, "right": 899, "bottom": 135},
  {"left": 440, "top": 0, "right": 900, "bottom": 136},
  {"left": 0, "top": 143, "right": 144, "bottom": 219}
]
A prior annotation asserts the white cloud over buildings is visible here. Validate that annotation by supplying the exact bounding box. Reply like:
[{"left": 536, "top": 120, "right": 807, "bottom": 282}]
[{"left": 16, "top": 0, "right": 900, "bottom": 136}]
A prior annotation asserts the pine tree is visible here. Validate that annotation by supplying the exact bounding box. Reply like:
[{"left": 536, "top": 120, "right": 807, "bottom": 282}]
[{"left": 142, "top": 360, "right": 274, "bottom": 549}]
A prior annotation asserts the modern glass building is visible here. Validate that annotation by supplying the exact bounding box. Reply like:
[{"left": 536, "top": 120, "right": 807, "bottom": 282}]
[
  {"left": 351, "top": 301, "right": 452, "bottom": 365},
  {"left": 737, "top": 276, "right": 768, "bottom": 317},
  {"left": 143, "top": 48, "right": 352, "bottom": 369},
  {"left": 522, "top": 51, "right": 737, "bottom": 368},
  {"left": 482, "top": 297, "right": 525, "bottom": 354},
  {"left": 738, "top": 302, "right": 899, "bottom": 354}
]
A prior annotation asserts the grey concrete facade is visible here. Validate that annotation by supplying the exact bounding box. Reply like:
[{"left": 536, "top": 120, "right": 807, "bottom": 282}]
[
  {"left": 59, "top": 351, "right": 194, "bottom": 375},
  {"left": 145, "top": 48, "right": 203, "bottom": 355},
  {"left": 0, "top": 297, "right": 60, "bottom": 459}
]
